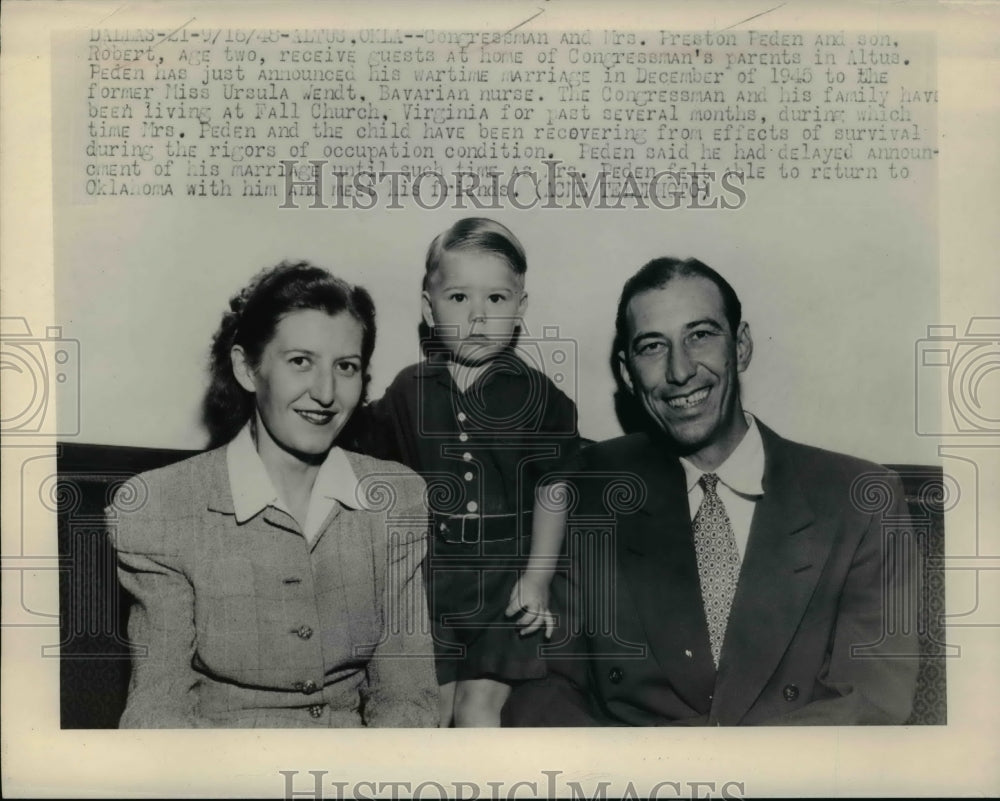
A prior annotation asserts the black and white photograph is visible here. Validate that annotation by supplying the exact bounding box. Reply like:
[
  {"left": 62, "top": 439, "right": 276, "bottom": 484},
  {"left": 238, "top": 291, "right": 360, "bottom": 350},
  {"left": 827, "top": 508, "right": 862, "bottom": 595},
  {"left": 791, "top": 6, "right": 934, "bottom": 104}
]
[{"left": 1, "top": 0, "right": 997, "bottom": 797}]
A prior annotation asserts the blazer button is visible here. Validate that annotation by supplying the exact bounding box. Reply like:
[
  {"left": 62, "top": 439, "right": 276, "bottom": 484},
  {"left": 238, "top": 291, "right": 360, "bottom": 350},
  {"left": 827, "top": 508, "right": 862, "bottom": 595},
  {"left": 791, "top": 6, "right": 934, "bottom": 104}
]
[
  {"left": 782, "top": 683, "right": 800, "bottom": 702},
  {"left": 308, "top": 704, "right": 324, "bottom": 719},
  {"left": 608, "top": 667, "right": 624, "bottom": 684},
  {"left": 296, "top": 625, "right": 313, "bottom": 640},
  {"left": 301, "top": 679, "right": 318, "bottom": 695}
]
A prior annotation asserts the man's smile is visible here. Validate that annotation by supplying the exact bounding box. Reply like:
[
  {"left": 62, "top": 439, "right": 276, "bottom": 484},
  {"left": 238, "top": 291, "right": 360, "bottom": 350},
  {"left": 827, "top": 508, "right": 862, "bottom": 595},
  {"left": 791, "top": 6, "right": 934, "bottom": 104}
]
[{"left": 665, "top": 386, "right": 711, "bottom": 410}]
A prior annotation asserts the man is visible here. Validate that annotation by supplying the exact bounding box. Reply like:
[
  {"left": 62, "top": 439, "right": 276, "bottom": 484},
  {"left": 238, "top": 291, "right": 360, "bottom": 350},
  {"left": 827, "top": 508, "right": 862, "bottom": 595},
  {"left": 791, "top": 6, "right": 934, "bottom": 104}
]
[{"left": 504, "top": 257, "right": 918, "bottom": 726}]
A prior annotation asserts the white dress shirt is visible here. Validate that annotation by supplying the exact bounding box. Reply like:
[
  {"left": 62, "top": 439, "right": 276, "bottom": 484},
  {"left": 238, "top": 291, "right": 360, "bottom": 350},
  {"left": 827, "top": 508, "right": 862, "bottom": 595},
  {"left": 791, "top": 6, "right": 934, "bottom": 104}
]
[
  {"left": 679, "top": 413, "right": 765, "bottom": 562},
  {"left": 226, "top": 424, "right": 371, "bottom": 545}
]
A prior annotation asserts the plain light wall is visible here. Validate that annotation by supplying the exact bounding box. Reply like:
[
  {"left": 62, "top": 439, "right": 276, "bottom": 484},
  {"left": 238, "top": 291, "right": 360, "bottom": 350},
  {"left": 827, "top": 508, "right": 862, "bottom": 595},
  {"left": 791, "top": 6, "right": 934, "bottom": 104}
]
[{"left": 55, "top": 170, "right": 938, "bottom": 464}]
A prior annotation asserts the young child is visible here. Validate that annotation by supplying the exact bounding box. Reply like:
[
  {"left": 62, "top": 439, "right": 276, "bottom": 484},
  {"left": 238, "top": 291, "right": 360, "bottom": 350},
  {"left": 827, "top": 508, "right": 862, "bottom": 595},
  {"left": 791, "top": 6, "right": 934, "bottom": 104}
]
[{"left": 365, "top": 218, "right": 580, "bottom": 727}]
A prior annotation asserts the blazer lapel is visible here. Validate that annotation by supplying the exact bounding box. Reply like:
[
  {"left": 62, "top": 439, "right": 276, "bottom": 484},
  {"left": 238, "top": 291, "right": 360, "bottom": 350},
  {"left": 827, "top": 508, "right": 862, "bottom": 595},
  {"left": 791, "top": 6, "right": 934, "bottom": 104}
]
[
  {"left": 203, "top": 448, "right": 235, "bottom": 515},
  {"left": 204, "top": 447, "right": 303, "bottom": 537},
  {"left": 711, "top": 423, "right": 833, "bottom": 724},
  {"left": 616, "top": 439, "right": 717, "bottom": 714}
]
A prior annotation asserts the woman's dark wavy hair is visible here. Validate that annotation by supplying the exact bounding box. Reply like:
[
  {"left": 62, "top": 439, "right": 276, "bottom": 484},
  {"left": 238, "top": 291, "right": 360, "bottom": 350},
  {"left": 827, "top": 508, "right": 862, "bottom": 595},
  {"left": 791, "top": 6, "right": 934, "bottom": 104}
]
[{"left": 202, "top": 260, "right": 376, "bottom": 448}]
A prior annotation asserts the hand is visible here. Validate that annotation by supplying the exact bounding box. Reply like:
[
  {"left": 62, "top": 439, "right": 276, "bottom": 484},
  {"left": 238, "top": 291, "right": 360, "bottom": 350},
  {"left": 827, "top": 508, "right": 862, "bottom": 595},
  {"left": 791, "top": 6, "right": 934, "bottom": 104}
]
[{"left": 505, "top": 573, "right": 555, "bottom": 638}]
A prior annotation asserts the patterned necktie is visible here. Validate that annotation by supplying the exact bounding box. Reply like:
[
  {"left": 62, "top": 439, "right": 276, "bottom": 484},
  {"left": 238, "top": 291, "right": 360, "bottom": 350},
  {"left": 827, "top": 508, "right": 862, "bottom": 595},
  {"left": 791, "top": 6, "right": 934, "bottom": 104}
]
[{"left": 692, "top": 473, "right": 741, "bottom": 669}]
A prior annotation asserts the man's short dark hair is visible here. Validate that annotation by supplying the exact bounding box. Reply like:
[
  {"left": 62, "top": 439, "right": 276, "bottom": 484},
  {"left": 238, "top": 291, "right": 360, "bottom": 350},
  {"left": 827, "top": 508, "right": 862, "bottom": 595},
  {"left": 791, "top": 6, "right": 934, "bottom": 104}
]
[{"left": 613, "top": 257, "right": 742, "bottom": 358}]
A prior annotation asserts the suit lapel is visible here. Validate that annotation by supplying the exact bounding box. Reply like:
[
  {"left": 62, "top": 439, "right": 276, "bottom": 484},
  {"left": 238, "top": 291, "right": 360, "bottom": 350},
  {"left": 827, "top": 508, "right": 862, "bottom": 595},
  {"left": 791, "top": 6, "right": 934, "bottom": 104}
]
[
  {"left": 711, "top": 424, "right": 834, "bottom": 724},
  {"left": 616, "top": 438, "right": 717, "bottom": 714},
  {"left": 204, "top": 448, "right": 235, "bottom": 515}
]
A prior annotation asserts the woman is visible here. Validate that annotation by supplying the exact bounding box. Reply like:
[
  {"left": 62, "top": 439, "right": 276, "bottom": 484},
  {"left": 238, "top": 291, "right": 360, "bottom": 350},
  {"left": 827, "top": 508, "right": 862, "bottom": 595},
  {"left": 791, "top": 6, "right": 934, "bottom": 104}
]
[{"left": 108, "top": 261, "right": 439, "bottom": 727}]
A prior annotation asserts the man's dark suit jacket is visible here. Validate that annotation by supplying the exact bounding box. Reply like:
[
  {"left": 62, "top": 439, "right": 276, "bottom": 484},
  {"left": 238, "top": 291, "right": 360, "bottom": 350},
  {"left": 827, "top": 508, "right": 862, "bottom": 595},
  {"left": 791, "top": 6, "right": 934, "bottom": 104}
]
[{"left": 503, "top": 422, "right": 918, "bottom": 726}]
